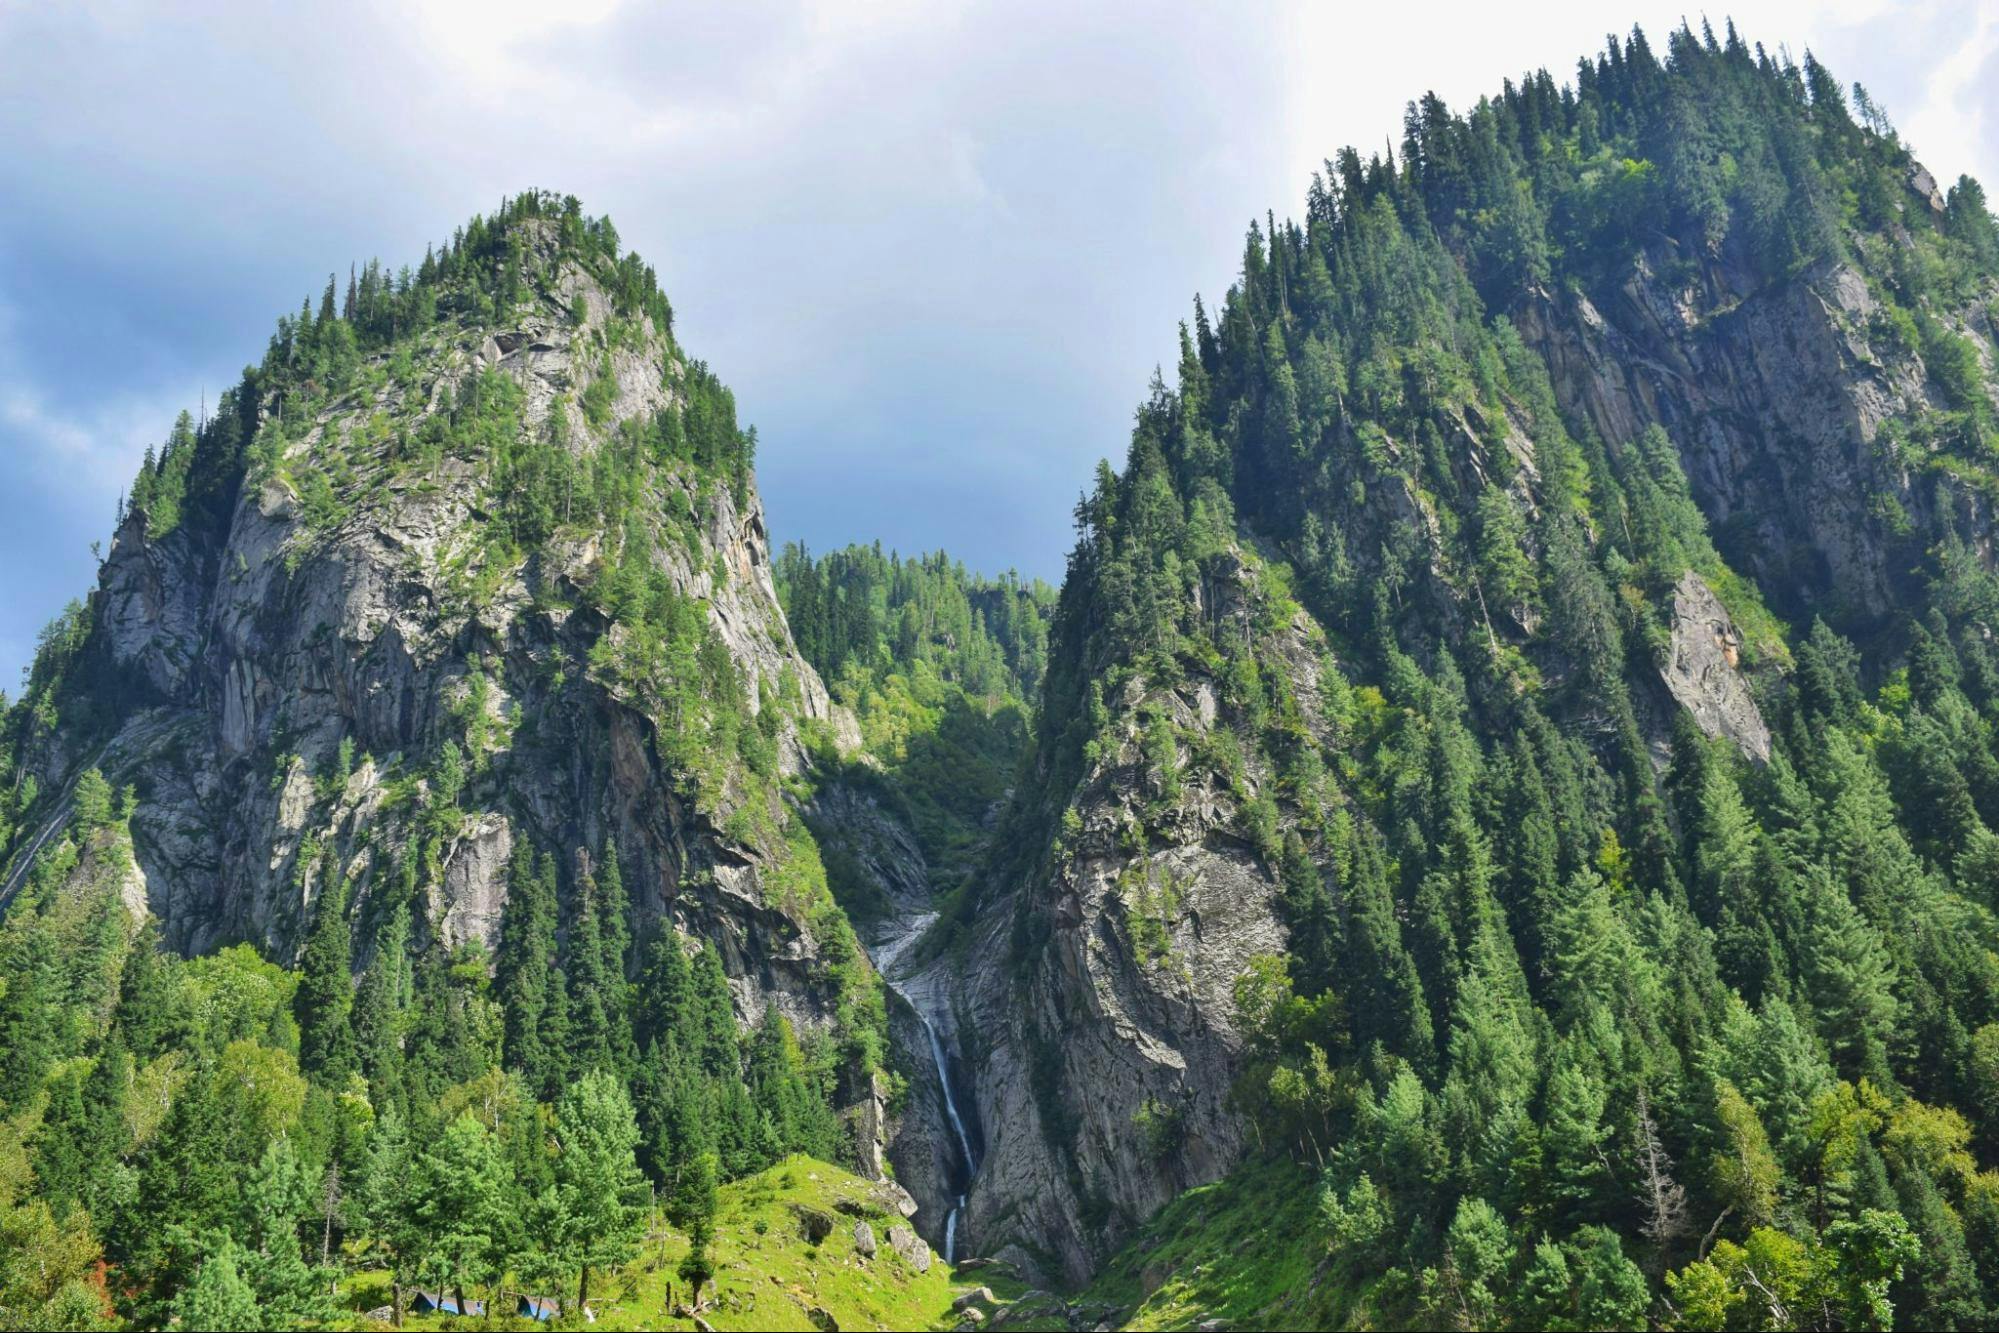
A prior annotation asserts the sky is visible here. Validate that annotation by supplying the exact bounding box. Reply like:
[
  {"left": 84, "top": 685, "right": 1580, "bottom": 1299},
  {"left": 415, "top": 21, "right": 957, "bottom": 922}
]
[{"left": 2, "top": 1, "right": 1995, "bottom": 690}]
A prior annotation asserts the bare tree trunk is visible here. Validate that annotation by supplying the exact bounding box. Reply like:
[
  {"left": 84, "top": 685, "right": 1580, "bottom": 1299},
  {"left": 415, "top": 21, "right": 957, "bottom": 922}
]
[
  {"left": 1741, "top": 1265, "right": 1791, "bottom": 1329},
  {"left": 1698, "top": 1205, "right": 1734, "bottom": 1261},
  {"left": 320, "top": 1161, "right": 340, "bottom": 1269}
]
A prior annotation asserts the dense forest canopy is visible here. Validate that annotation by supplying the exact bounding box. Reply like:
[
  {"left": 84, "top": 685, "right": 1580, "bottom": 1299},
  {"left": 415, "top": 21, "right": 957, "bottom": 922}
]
[{"left": 983, "top": 19, "right": 1999, "bottom": 1331}]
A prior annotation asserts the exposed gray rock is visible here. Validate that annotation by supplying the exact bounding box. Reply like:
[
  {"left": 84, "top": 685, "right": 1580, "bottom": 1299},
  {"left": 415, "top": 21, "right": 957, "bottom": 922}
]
[
  {"left": 851, "top": 1220, "right": 877, "bottom": 1258},
  {"left": 887, "top": 1224, "right": 932, "bottom": 1273},
  {"left": 871, "top": 1181, "right": 919, "bottom": 1219},
  {"left": 1908, "top": 163, "right": 1948, "bottom": 215},
  {"left": 436, "top": 811, "right": 513, "bottom": 951},
  {"left": 809, "top": 780, "right": 932, "bottom": 932},
  {"left": 1518, "top": 245, "right": 1997, "bottom": 626},
  {"left": 1660, "top": 571, "right": 1772, "bottom": 763},
  {"left": 959, "top": 555, "right": 1311, "bottom": 1286},
  {"left": 99, "top": 511, "right": 210, "bottom": 701}
]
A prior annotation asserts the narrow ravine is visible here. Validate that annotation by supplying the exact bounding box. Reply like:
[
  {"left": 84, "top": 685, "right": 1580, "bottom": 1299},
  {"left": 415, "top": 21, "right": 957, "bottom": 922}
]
[
  {"left": 923, "top": 1014, "right": 981, "bottom": 1261},
  {"left": 869, "top": 908, "right": 982, "bottom": 1262}
]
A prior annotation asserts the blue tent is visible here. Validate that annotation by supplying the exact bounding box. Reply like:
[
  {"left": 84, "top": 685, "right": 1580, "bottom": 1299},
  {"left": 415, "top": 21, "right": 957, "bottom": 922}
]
[{"left": 411, "top": 1290, "right": 486, "bottom": 1317}]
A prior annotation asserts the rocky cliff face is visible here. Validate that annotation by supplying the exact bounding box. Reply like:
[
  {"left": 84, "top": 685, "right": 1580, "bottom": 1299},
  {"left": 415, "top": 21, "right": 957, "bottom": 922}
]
[
  {"left": 951, "top": 553, "right": 1327, "bottom": 1283},
  {"left": 13, "top": 217, "right": 865, "bottom": 1049},
  {"left": 1660, "top": 570, "right": 1771, "bottom": 763},
  {"left": 1519, "top": 235, "right": 1999, "bottom": 627},
  {"left": 807, "top": 777, "right": 967, "bottom": 1240}
]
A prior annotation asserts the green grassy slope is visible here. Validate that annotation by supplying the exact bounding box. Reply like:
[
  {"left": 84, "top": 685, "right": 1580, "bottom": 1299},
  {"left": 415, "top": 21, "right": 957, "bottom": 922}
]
[
  {"left": 337, "top": 1156, "right": 1025, "bottom": 1331},
  {"left": 1054, "top": 1159, "right": 1347, "bottom": 1332}
]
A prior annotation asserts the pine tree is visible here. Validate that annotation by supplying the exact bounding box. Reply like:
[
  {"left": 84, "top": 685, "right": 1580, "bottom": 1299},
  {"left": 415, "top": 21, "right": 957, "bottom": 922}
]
[
  {"left": 79, "top": 1032, "right": 133, "bottom": 1218},
  {"left": 598, "top": 841, "right": 632, "bottom": 983},
  {"left": 689, "top": 945, "right": 741, "bottom": 1080},
  {"left": 353, "top": 902, "right": 410, "bottom": 1095},
  {"left": 497, "top": 846, "right": 557, "bottom": 1089},
  {"left": 1691, "top": 753, "right": 1759, "bottom": 929},
  {"left": 174, "top": 1243, "right": 261, "bottom": 1332},
  {"left": 566, "top": 859, "right": 613, "bottom": 1075},
  {"left": 358, "top": 1103, "right": 422, "bottom": 1324},
  {"left": 29, "top": 1062, "right": 93, "bottom": 1217},
  {"left": 0, "top": 907, "right": 55, "bottom": 1108},
  {"left": 635, "top": 927, "right": 694, "bottom": 1054},
  {"left": 675, "top": 1150, "right": 720, "bottom": 1304},
  {"left": 548, "top": 1069, "right": 648, "bottom": 1313},
  {"left": 239, "top": 1137, "right": 336, "bottom": 1327},
  {"left": 1537, "top": 1046, "right": 1612, "bottom": 1230},
  {"left": 295, "top": 872, "right": 356, "bottom": 1084},
  {"left": 72, "top": 767, "right": 114, "bottom": 829},
  {"left": 1473, "top": 486, "right": 1537, "bottom": 613},
  {"left": 1342, "top": 826, "right": 1436, "bottom": 1072},
  {"left": 110, "top": 921, "right": 173, "bottom": 1064},
  {"left": 123, "top": 1064, "right": 239, "bottom": 1321},
  {"left": 1802, "top": 866, "right": 1900, "bottom": 1083},
  {"left": 1440, "top": 962, "right": 1536, "bottom": 1199},
  {"left": 1277, "top": 834, "right": 1340, "bottom": 996},
  {"left": 414, "top": 1114, "right": 518, "bottom": 1318},
  {"left": 1423, "top": 1195, "right": 1514, "bottom": 1330}
]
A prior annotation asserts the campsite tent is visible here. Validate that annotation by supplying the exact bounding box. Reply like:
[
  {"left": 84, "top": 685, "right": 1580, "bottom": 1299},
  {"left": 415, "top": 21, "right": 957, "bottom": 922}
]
[{"left": 410, "top": 1290, "right": 486, "bottom": 1317}]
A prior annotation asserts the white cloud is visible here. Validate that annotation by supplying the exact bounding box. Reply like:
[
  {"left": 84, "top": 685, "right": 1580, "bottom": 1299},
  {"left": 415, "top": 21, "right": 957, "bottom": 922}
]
[
  {"left": 0, "top": 1, "right": 1993, "bottom": 691},
  {"left": 1890, "top": 2, "right": 1999, "bottom": 195}
]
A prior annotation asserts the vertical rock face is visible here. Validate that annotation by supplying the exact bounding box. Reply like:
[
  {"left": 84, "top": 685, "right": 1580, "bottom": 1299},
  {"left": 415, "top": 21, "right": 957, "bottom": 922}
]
[
  {"left": 1660, "top": 571, "right": 1771, "bottom": 763},
  {"left": 956, "top": 556, "right": 1324, "bottom": 1284},
  {"left": 98, "top": 510, "right": 211, "bottom": 701},
  {"left": 21, "top": 216, "right": 861, "bottom": 1047},
  {"left": 809, "top": 775, "right": 980, "bottom": 1249},
  {"left": 962, "top": 836, "right": 1284, "bottom": 1283},
  {"left": 1518, "top": 240, "right": 1998, "bottom": 625}
]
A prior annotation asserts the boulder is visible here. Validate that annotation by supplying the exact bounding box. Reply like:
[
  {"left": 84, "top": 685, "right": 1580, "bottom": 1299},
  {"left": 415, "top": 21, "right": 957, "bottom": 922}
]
[
  {"left": 954, "top": 1287, "right": 996, "bottom": 1311},
  {"left": 870, "top": 1181, "right": 920, "bottom": 1218},
  {"left": 887, "top": 1224, "right": 932, "bottom": 1273},
  {"left": 793, "top": 1204, "right": 836, "bottom": 1244}
]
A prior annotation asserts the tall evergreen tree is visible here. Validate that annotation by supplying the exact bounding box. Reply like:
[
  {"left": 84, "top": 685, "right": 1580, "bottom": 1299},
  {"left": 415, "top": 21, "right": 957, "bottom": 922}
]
[
  {"left": 547, "top": 1069, "right": 648, "bottom": 1313},
  {"left": 295, "top": 872, "right": 356, "bottom": 1084}
]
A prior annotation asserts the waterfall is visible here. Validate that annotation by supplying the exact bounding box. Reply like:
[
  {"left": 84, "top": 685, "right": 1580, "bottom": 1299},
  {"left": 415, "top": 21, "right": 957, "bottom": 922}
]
[
  {"left": 868, "top": 909, "right": 982, "bottom": 1265},
  {"left": 923, "top": 1015, "right": 979, "bottom": 1262}
]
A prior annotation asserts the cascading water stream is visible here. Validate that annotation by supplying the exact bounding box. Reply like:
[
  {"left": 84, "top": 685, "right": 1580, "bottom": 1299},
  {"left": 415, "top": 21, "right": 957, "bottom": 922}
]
[
  {"left": 923, "top": 1016, "right": 981, "bottom": 1262},
  {"left": 868, "top": 909, "right": 983, "bottom": 1263}
]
